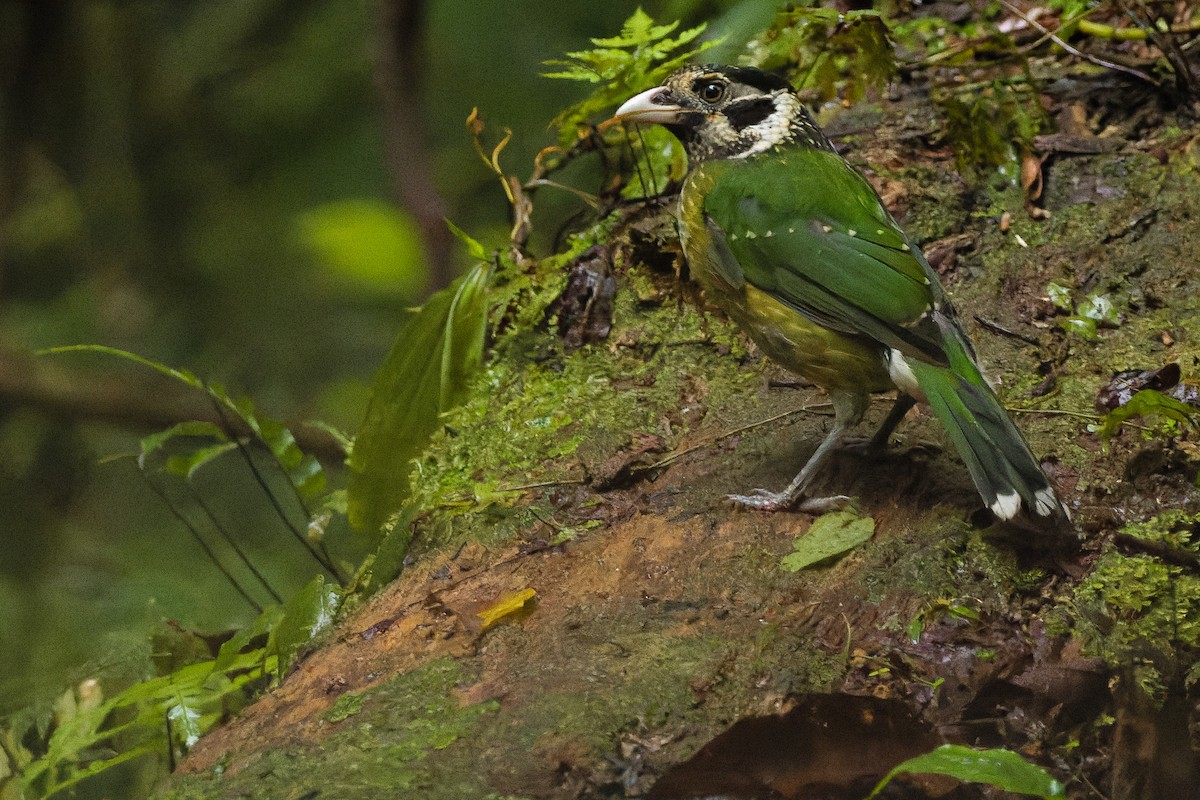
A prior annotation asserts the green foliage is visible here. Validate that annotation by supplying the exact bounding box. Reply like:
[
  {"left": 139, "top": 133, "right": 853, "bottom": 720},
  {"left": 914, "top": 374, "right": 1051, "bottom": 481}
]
[
  {"left": 298, "top": 199, "right": 428, "bottom": 296},
  {"left": 869, "top": 744, "right": 1065, "bottom": 798},
  {"left": 1049, "top": 512, "right": 1200, "bottom": 703},
  {"left": 743, "top": 8, "right": 895, "bottom": 103},
  {"left": 1097, "top": 388, "right": 1200, "bottom": 441},
  {"left": 7, "top": 575, "right": 344, "bottom": 798},
  {"left": 346, "top": 230, "right": 493, "bottom": 536},
  {"left": 270, "top": 576, "right": 342, "bottom": 681},
  {"left": 937, "top": 79, "right": 1047, "bottom": 176},
  {"left": 13, "top": 609, "right": 279, "bottom": 799},
  {"left": 543, "top": 8, "right": 719, "bottom": 147},
  {"left": 781, "top": 510, "right": 875, "bottom": 571},
  {"left": 1047, "top": 280, "right": 1122, "bottom": 340},
  {"left": 43, "top": 346, "right": 328, "bottom": 505},
  {"left": 907, "top": 599, "right": 981, "bottom": 643}
]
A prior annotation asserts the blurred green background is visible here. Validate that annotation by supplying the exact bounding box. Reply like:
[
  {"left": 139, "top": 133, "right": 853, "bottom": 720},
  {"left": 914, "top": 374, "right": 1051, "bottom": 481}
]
[{"left": 0, "top": 0, "right": 772, "bottom": 715}]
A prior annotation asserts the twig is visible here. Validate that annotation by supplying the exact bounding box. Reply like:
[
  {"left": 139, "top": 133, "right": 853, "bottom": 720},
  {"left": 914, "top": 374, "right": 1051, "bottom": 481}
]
[
  {"left": 209, "top": 395, "right": 344, "bottom": 584},
  {"left": 184, "top": 482, "right": 284, "bottom": 604},
  {"left": 974, "top": 315, "right": 1042, "bottom": 347},
  {"left": 997, "top": 0, "right": 1158, "bottom": 85},
  {"left": 142, "top": 472, "right": 263, "bottom": 613},
  {"left": 637, "top": 404, "right": 836, "bottom": 474}
]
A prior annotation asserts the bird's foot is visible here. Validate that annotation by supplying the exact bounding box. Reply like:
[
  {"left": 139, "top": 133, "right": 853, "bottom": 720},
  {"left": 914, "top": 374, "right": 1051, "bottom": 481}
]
[
  {"left": 840, "top": 435, "right": 889, "bottom": 457},
  {"left": 727, "top": 489, "right": 853, "bottom": 514},
  {"left": 841, "top": 436, "right": 941, "bottom": 458}
]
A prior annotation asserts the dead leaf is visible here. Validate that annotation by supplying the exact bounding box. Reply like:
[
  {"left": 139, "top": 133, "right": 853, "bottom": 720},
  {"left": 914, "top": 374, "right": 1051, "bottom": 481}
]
[{"left": 478, "top": 587, "right": 537, "bottom": 632}]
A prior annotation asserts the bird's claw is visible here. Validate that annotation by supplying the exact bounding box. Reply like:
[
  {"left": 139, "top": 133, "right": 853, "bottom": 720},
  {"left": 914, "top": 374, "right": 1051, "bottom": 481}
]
[
  {"left": 727, "top": 490, "right": 853, "bottom": 514},
  {"left": 727, "top": 488, "right": 792, "bottom": 511}
]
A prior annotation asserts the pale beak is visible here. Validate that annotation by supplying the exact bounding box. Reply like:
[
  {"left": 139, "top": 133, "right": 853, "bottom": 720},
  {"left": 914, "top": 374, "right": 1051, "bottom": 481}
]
[{"left": 614, "top": 86, "right": 685, "bottom": 124}]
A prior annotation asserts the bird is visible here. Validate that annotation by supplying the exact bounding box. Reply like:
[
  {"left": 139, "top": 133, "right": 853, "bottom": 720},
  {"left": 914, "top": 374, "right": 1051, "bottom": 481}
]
[{"left": 614, "top": 64, "right": 1069, "bottom": 527}]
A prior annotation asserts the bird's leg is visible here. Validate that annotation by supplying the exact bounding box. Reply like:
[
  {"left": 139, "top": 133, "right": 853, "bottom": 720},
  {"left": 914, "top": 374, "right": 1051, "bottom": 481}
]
[
  {"left": 730, "top": 392, "right": 867, "bottom": 512},
  {"left": 844, "top": 393, "right": 917, "bottom": 454}
]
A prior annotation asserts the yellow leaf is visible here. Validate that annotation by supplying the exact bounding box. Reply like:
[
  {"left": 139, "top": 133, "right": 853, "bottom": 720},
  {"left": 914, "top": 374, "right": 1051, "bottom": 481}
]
[{"left": 477, "top": 588, "right": 538, "bottom": 631}]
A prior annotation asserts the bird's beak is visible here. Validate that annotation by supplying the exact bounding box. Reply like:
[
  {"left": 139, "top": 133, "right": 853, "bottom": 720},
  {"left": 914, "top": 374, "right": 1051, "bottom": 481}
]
[{"left": 614, "top": 86, "right": 684, "bottom": 124}]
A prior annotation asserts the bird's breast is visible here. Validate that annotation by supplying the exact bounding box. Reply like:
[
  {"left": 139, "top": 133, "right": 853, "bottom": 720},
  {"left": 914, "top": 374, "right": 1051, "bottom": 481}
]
[{"left": 678, "top": 175, "right": 893, "bottom": 394}]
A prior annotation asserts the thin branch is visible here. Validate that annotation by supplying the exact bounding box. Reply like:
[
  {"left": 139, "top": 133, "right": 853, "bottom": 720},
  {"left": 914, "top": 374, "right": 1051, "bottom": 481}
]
[
  {"left": 142, "top": 471, "right": 263, "bottom": 614},
  {"left": 997, "top": 0, "right": 1158, "bottom": 85},
  {"left": 183, "top": 482, "right": 284, "bottom": 604},
  {"left": 208, "top": 395, "right": 344, "bottom": 584},
  {"left": 372, "top": 0, "right": 455, "bottom": 294}
]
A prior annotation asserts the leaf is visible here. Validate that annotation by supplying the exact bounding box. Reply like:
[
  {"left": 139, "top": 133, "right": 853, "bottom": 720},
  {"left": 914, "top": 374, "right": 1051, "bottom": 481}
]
[
  {"left": 38, "top": 344, "right": 205, "bottom": 391},
  {"left": 271, "top": 575, "right": 342, "bottom": 680},
  {"left": 164, "top": 441, "right": 239, "bottom": 479},
  {"left": 445, "top": 218, "right": 490, "bottom": 262},
  {"left": 139, "top": 421, "right": 229, "bottom": 464},
  {"left": 868, "top": 744, "right": 1065, "bottom": 798},
  {"left": 1097, "top": 388, "right": 1200, "bottom": 440},
  {"left": 42, "top": 345, "right": 329, "bottom": 505},
  {"left": 781, "top": 511, "right": 875, "bottom": 571},
  {"left": 542, "top": 8, "right": 719, "bottom": 146},
  {"left": 167, "top": 690, "right": 204, "bottom": 748},
  {"left": 478, "top": 588, "right": 538, "bottom": 631},
  {"left": 346, "top": 257, "right": 492, "bottom": 534},
  {"left": 214, "top": 605, "right": 283, "bottom": 672}
]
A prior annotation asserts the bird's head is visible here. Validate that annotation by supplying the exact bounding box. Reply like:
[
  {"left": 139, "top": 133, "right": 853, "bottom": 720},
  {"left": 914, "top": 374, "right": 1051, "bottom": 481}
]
[{"left": 613, "top": 64, "right": 833, "bottom": 163}]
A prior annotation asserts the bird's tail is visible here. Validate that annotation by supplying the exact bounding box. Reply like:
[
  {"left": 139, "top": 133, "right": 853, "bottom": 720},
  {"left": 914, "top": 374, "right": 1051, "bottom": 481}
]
[{"left": 908, "top": 353, "right": 1069, "bottom": 527}]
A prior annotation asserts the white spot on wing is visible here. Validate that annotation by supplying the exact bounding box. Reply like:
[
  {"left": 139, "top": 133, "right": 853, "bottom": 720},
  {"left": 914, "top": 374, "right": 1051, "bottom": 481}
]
[
  {"left": 885, "top": 349, "right": 921, "bottom": 397},
  {"left": 744, "top": 230, "right": 757, "bottom": 239},
  {"left": 1034, "top": 487, "right": 1064, "bottom": 518},
  {"left": 847, "top": 229, "right": 857, "bottom": 237},
  {"left": 990, "top": 491, "right": 1021, "bottom": 521},
  {"left": 764, "top": 230, "right": 774, "bottom": 237}
]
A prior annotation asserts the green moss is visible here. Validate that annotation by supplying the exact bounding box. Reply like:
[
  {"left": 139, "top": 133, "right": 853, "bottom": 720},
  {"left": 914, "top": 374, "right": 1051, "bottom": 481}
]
[
  {"left": 402, "top": 214, "right": 763, "bottom": 556},
  {"left": 857, "top": 516, "right": 1019, "bottom": 612},
  {"left": 158, "top": 659, "right": 499, "bottom": 800},
  {"left": 1045, "top": 512, "right": 1200, "bottom": 704}
]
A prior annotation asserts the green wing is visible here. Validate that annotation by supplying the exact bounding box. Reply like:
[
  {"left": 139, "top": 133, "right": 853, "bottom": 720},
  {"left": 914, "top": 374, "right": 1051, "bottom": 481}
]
[{"left": 700, "top": 147, "right": 952, "bottom": 367}]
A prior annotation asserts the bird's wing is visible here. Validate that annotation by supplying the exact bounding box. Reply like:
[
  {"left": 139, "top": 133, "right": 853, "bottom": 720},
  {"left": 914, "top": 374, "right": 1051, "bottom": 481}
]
[{"left": 700, "top": 148, "right": 953, "bottom": 367}]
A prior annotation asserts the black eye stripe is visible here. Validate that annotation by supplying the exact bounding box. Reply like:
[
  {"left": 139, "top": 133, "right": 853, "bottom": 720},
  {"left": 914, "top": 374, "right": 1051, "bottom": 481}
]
[{"left": 724, "top": 97, "right": 775, "bottom": 130}]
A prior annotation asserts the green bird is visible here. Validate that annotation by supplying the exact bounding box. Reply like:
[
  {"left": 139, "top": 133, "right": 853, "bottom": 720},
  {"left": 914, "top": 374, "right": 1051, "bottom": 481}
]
[{"left": 615, "top": 64, "right": 1069, "bottom": 526}]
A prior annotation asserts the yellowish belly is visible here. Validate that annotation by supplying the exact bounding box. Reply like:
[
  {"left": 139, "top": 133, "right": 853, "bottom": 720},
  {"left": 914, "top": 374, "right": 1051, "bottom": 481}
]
[{"left": 717, "top": 279, "right": 894, "bottom": 393}]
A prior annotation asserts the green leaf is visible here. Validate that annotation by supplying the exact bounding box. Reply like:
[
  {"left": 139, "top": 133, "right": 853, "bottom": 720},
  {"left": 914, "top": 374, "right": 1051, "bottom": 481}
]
[
  {"left": 271, "top": 575, "right": 342, "bottom": 680},
  {"left": 140, "top": 421, "right": 229, "bottom": 463},
  {"left": 214, "top": 605, "right": 283, "bottom": 672},
  {"left": 42, "top": 345, "right": 329, "bottom": 505},
  {"left": 164, "top": 441, "right": 240, "bottom": 479},
  {"left": 1098, "top": 388, "right": 1200, "bottom": 440},
  {"left": 445, "top": 218, "right": 490, "bottom": 262},
  {"left": 39, "top": 344, "right": 205, "bottom": 390},
  {"left": 1046, "top": 281, "right": 1073, "bottom": 311},
  {"left": 781, "top": 510, "right": 875, "bottom": 571},
  {"left": 868, "top": 744, "right": 1065, "bottom": 798},
  {"left": 346, "top": 258, "right": 492, "bottom": 534},
  {"left": 543, "top": 8, "right": 719, "bottom": 147},
  {"left": 167, "top": 690, "right": 204, "bottom": 748}
]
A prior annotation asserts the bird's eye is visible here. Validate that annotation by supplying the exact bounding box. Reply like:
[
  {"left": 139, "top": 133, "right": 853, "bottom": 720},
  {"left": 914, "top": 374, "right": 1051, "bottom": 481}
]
[{"left": 698, "top": 81, "right": 726, "bottom": 103}]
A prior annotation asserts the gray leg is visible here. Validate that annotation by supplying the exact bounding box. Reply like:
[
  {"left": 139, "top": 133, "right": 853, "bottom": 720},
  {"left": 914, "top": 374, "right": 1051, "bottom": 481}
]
[
  {"left": 863, "top": 393, "right": 917, "bottom": 451},
  {"left": 730, "top": 391, "right": 869, "bottom": 512}
]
